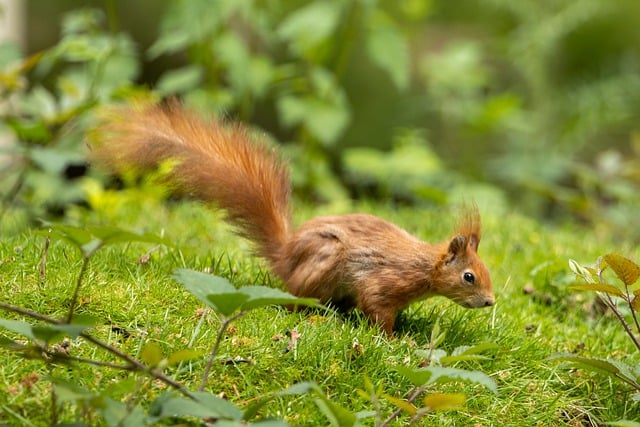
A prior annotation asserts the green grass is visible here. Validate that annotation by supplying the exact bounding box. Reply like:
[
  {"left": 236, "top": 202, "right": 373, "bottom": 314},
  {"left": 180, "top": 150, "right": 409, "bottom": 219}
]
[{"left": 1, "top": 194, "right": 639, "bottom": 426}]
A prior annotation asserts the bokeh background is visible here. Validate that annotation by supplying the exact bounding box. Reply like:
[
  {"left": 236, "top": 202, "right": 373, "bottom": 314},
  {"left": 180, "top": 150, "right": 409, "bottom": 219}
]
[{"left": 2, "top": 0, "right": 639, "bottom": 240}]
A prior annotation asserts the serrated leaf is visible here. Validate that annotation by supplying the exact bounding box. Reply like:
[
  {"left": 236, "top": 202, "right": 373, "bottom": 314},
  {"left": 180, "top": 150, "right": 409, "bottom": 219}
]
[
  {"left": 382, "top": 394, "right": 417, "bottom": 415},
  {"left": 396, "top": 366, "right": 497, "bottom": 394},
  {"left": 140, "top": 342, "right": 164, "bottom": 367},
  {"left": 173, "top": 269, "right": 243, "bottom": 316},
  {"left": 604, "top": 254, "right": 640, "bottom": 287},
  {"left": 207, "top": 293, "right": 251, "bottom": 317},
  {"left": 423, "top": 393, "right": 466, "bottom": 411},
  {"left": 569, "top": 283, "right": 624, "bottom": 297}
]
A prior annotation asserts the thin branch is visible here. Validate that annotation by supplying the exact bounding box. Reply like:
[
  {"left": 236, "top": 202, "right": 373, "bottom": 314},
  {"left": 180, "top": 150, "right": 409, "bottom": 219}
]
[
  {"left": 623, "top": 285, "right": 640, "bottom": 344},
  {"left": 0, "top": 301, "right": 193, "bottom": 398},
  {"left": 199, "top": 311, "right": 246, "bottom": 392},
  {"left": 380, "top": 385, "right": 427, "bottom": 427},
  {"left": 602, "top": 294, "right": 640, "bottom": 353}
]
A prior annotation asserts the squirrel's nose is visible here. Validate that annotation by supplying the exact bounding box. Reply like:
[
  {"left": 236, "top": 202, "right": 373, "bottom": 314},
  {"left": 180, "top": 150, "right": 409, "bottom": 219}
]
[{"left": 484, "top": 298, "right": 495, "bottom": 307}]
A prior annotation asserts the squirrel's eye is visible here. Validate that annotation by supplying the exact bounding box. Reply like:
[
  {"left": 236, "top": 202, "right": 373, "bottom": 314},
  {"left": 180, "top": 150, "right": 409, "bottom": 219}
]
[{"left": 463, "top": 272, "right": 475, "bottom": 284}]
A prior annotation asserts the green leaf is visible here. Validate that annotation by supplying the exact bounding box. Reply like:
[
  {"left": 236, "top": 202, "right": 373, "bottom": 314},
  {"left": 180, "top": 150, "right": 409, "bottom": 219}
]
[
  {"left": 174, "top": 268, "right": 236, "bottom": 294},
  {"left": 43, "top": 224, "right": 94, "bottom": 248},
  {"left": 604, "top": 254, "right": 640, "bottom": 287},
  {"left": 174, "top": 269, "right": 318, "bottom": 317},
  {"left": 396, "top": 366, "right": 497, "bottom": 394},
  {"left": 608, "top": 421, "right": 640, "bottom": 427},
  {"left": 101, "top": 397, "right": 147, "bottom": 427},
  {"left": 156, "top": 65, "right": 203, "bottom": 95},
  {"left": 569, "top": 283, "right": 625, "bottom": 298},
  {"left": 366, "top": 15, "right": 409, "bottom": 90},
  {"left": 42, "top": 224, "right": 170, "bottom": 257},
  {"left": 423, "top": 393, "right": 466, "bottom": 411},
  {"left": 440, "top": 342, "right": 498, "bottom": 365},
  {"left": 277, "top": 95, "right": 350, "bottom": 146},
  {"left": 314, "top": 395, "right": 358, "bottom": 427},
  {"left": 452, "top": 342, "right": 500, "bottom": 356},
  {"left": 32, "top": 324, "right": 88, "bottom": 343},
  {"left": 140, "top": 342, "right": 164, "bottom": 367},
  {"left": 277, "top": 1, "right": 342, "bottom": 56},
  {"left": 173, "top": 269, "right": 244, "bottom": 316},
  {"left": 243, "top": 382, "right": 318, "bottom": 421},
  {"left": 51, "top": 377, "right": 96, "bottom": 402},
  {"left": 0, "top": 318, "right": 36, "bottom": 340},
  {"left": 150, "top": 391, "right": 242, "bottom": 422},
  {"left": 549, "top": 353, "right": 639, "bottom": 387}
]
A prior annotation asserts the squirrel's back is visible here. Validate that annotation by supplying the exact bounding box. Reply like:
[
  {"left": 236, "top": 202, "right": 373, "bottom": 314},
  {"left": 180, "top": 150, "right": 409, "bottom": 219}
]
[{"left": 89, "top": 100, "right": 292, "bottom": 265}]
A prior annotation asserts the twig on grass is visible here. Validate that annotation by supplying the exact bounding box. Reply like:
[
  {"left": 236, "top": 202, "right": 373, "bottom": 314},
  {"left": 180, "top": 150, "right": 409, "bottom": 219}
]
[{"left": 0, "top": 301, "right": 193, "bottom": 398}]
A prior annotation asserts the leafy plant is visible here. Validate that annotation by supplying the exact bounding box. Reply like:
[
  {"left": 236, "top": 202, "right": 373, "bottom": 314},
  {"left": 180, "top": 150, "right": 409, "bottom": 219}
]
[
  {"left": 358, "top": 320, "right": 498, "bottom": 426},
  {"left": 0, "top": 8, "right": 139, "bottom": 223},
  {"left": 0, "top": 223, "right": 317, "bottom": 425},
  {"left": 551, "top": 254, "right": 640, "bottom": 422}
]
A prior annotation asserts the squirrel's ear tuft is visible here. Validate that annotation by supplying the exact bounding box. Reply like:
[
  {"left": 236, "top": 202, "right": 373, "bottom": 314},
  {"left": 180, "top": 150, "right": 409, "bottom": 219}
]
[
  {"left": 446, "top": 235, "right": 467, "bottom": 263},
  {"left": 468, "top": 233, "right": 480, "bottom": 252}
]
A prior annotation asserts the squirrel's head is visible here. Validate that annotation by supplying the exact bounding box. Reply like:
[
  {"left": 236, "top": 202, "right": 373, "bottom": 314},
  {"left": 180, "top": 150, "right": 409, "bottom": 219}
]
[{"left": 435, "top": 207, "right": 495, "bottom": 309}]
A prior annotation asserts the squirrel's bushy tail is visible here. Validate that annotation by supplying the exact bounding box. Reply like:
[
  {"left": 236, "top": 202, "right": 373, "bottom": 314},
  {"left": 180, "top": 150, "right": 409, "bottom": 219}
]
[{"left": 89, "top": 100, "right": 292, "bottom": 264}]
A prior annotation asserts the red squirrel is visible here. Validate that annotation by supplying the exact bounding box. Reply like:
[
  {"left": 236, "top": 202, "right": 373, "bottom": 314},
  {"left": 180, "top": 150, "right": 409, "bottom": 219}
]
[{"left": 89, "top": 100, "right": 495, "bottom": 335}]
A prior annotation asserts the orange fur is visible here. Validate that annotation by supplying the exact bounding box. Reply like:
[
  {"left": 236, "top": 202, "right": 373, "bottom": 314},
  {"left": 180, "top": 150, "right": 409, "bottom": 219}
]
[{"left": 89, "top": 100, "right": 495, "bottom": 335}]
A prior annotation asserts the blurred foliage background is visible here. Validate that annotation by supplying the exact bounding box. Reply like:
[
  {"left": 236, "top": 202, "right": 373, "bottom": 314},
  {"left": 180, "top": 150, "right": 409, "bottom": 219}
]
[{"left": 1, "top": 0, "right": 639, "bottom": 241}]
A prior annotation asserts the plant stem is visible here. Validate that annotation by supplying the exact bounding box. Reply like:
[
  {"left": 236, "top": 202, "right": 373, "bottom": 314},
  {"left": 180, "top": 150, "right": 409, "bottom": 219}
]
[
  {"left": 623, "top": 286, "right": 640, "bottom": 345},
  {"left": 380, "top": 385, "right": 426, "bottom": 427},
  {"left": 199, "top": 311, "right": 246, "bottom": 392},
  {"left": 66, "top": 255, "right": 90, "bottom": 324},
  {"left": 39, "top": 235, "right": 50, "bottom": 286},
  {"left": 603, "top": 294, "right": 640, "bottom": 352}
]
